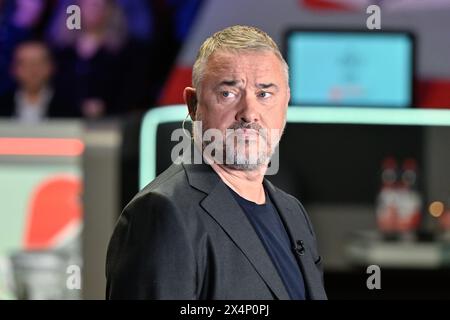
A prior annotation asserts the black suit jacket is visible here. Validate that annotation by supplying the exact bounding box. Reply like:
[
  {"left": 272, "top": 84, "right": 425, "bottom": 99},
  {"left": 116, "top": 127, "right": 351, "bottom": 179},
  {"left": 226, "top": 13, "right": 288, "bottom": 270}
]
[{"left": 106, "top": 162, "right": 327, "bottom": 300}]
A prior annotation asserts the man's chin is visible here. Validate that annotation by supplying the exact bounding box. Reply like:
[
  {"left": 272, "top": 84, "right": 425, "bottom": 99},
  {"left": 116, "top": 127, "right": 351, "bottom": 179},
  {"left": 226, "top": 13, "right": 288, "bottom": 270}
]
[
  {"left": 222, "top": 163, "right": 263, "bottom": 171},
  {"left": 223, "top": 152, "right": 270, "bottom": 171}
]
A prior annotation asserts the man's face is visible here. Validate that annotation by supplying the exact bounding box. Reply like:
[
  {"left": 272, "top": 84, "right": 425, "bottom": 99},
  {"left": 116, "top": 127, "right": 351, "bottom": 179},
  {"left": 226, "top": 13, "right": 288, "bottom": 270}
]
[
  {"left": 12, "top": 44, "right": 53, "bottom": 92},
  {"left": 193, "top": 50, "right": 289, "bottom": 170}
]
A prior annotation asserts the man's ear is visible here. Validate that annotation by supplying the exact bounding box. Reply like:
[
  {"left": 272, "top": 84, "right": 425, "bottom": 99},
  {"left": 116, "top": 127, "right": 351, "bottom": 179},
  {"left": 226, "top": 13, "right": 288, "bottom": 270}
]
[{"left": 183, "top": 87, "right": 198, "bottom": 120}]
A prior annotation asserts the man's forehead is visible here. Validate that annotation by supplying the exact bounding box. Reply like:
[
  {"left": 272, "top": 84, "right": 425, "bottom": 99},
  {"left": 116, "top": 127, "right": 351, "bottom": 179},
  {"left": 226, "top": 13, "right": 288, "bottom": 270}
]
[
  {"left": 204, "top": 50, "right": 284, "bottom": 83},
  {"left": 207, "top": 49, "right": 278, "bottom": 67}
]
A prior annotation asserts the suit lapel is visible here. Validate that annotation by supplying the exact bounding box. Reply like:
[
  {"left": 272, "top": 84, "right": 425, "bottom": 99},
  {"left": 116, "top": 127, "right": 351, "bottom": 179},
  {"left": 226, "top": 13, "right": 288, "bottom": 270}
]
[
  {"left": 183, "top": 163, "right": 290, "bottom": 300},
  {"left": 264, "top": 179, "right": 327, "bottom": 300}
]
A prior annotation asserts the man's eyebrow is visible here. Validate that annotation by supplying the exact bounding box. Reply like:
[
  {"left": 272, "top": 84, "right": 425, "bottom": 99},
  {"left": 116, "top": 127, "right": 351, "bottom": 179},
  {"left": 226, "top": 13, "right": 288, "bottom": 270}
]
[
  {"left": 215, "top": 81, "right": 278, "bottom": 90},
  {"left": 217, "top": 80, "right": 241, "bottom": 87},
  {"left": 256, "top": 83, "right": 278, "bottom": 90}
]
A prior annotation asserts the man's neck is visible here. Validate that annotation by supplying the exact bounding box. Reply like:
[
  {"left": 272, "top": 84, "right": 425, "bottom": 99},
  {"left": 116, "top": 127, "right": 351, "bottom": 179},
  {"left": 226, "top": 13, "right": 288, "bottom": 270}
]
[{"left": 210, "top": 163, "right": 267, "bottom": 204}]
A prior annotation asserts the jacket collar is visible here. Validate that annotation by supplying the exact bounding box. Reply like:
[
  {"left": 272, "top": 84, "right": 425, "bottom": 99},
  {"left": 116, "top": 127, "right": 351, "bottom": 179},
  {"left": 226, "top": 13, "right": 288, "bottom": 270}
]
[{"left": 183, "top": 162, "right": 289, "bottom": 299}]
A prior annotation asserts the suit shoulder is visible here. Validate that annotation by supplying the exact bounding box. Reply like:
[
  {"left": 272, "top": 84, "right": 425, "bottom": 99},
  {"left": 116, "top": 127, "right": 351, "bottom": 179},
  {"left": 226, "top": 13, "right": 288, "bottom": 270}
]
[
  {"left": 122, "top": 163, "right": 192, "bottom": 219},
  {"left": 130, "top": 163, "right": 186, "bottom": 201}
]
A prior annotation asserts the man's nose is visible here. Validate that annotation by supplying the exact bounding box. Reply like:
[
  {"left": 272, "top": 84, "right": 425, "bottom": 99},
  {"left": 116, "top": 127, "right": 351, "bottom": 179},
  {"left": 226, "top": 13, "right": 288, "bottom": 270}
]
[{"left": 235, "top": 95, "right": 259, "bottom": 123}]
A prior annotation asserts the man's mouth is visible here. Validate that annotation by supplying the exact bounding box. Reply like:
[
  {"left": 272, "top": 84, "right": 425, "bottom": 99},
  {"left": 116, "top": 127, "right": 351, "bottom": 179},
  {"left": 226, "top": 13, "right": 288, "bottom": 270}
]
[{"left": 240, "top": 128, "right": 259, "bottom": 136}]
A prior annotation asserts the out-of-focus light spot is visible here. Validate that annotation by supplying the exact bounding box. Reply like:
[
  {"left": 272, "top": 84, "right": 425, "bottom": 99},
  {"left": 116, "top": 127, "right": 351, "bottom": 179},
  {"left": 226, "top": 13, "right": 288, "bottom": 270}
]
[{"left": 429, "top": 201, "right": 445, "bottom": 217}]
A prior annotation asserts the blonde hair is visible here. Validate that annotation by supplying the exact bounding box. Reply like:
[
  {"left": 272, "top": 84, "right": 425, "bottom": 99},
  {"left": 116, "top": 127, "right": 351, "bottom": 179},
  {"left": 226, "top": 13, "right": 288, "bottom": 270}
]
[{"left": 192, "top": 25, "right": 289, "bottom": 89}]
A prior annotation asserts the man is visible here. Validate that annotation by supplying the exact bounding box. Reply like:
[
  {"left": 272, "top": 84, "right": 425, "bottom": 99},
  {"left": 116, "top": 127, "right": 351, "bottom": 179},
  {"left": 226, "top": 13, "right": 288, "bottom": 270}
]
[
  {"left": 0, "top": 41, "right": 76, "bottom": 121},
  {"left": 106, "top": 25, "right": 327, "bottom": 300}
]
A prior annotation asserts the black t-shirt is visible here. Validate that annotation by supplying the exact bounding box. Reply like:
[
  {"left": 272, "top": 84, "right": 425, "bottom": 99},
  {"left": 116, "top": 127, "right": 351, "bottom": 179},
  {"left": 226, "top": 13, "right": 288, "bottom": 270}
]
[{"left": 229, "top": 187, "right": 306, "bottom": 300}]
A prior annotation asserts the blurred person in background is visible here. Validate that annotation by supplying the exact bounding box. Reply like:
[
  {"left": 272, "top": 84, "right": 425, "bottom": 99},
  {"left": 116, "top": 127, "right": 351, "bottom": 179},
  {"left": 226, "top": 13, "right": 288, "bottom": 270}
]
[
  {"left": 0, "top": 40, "right": 75, "bottom": 122},
  {"left": 0, "top": 0, "right": 54, "bottom": 96},
  {"left": 47, "top": 0, "right": 150, "bottom": 119}
]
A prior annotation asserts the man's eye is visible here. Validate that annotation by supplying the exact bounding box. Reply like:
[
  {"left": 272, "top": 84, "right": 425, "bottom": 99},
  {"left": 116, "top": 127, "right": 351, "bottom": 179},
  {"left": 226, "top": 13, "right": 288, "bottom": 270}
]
[
  {"left": 258, "top": 91, "right": 272, "bottom": 98},
  {"left": 221, "top": 91, "right": 235, "bottom": 98}
]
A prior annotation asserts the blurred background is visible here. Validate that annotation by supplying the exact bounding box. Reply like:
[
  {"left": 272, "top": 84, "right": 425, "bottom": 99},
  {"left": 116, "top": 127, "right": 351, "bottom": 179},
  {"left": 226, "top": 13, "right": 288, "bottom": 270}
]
[{"left": 1, "top": 0, "right": 450, "bottom": 300}]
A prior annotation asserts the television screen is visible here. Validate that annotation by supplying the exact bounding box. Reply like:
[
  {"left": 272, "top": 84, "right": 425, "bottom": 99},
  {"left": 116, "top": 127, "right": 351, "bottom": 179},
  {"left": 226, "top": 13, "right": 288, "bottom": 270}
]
[{"left": 286, "top": 30, "right": 414, "bottom": 107}]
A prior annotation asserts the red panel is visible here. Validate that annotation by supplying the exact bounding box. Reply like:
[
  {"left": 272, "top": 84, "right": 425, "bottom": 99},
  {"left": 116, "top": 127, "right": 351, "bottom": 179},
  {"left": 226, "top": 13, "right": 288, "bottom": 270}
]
[
  {"left": 24, "top": 175, "right": 82, "bottom": 250},
  {"left": 302, "top": 0, "right": 356, "bottom": 11},
  {"left": 158, "top": 66, "right": 193, "bottom": 105},
  {"left": 416, "top": 79, "right": 450, "bottom": 109}
]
